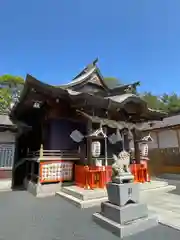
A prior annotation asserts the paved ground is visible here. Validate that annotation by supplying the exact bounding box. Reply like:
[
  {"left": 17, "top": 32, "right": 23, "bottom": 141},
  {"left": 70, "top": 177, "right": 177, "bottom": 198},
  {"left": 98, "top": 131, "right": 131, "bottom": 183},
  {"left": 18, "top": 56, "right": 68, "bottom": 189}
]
[
  {"left": 0, "top": 191, "right": 180, "bottom": 240},
  {"left": 142, "top": 191, "right": 180, "bottom": 230},
  {"left": 165, "top": 179, "right": 180, "bottom": 196},
  {"left": 154, "top": 176, "right": 180, "bottom": 196},
  {"left": 140, "top": 178, "right": 180, "bottom": 230}
]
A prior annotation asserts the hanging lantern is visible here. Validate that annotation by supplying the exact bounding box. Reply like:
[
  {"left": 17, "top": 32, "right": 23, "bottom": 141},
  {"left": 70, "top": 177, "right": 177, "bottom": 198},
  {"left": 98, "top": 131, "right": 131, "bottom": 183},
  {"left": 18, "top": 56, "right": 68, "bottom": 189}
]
[
  {"left": 91, "top": 141, "right": 101, "bottom": 158},
  {"left": 140, "top": 143, "right": 149, "bottom": 157}
]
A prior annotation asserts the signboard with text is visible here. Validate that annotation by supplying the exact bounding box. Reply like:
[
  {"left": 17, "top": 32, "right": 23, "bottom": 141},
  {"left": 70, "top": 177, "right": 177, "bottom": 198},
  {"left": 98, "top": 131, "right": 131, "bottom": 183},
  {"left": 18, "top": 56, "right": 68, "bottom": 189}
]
[{"left": 40, "top": 161, "right": 73, "bottom": 183}]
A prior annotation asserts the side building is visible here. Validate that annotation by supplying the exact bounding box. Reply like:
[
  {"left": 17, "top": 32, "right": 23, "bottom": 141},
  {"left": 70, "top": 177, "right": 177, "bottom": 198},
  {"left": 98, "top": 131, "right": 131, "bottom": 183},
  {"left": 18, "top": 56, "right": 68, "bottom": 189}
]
[
  {"left": 142, "top": 114, "right": 180, "bottom": 176},
  {"left": 0, "top": 114, "right": 17, "bottom": 190}
]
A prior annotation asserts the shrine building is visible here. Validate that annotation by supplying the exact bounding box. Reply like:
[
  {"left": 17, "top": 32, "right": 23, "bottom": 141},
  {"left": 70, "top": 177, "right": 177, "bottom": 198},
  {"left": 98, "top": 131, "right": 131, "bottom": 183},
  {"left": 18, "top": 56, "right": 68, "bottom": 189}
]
[{"left": 9, "top": 59, "right": 166, "bottom": 196}]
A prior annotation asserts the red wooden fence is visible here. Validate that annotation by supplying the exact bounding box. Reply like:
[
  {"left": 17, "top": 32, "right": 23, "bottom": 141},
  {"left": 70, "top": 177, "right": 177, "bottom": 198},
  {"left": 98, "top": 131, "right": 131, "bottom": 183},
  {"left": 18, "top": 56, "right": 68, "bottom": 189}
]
[{"left": 75, "top": 164, "right": 150, "bottom": 189}]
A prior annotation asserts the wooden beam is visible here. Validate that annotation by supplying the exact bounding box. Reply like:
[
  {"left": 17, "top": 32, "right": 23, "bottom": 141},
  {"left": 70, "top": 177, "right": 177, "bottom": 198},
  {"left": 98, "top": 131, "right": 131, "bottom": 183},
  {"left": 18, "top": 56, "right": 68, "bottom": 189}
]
[
  {"left": 175, "top": 129, "right": 180, "bottom": 149},
  {"left": 86, "top": 120, "right": 93, "bottom": 166},
  {"left": 132, "top": 129, "right": 141, "bottom": 164},
  {"left": 155, "top": 131, "right": 160, "bottom": 149}
]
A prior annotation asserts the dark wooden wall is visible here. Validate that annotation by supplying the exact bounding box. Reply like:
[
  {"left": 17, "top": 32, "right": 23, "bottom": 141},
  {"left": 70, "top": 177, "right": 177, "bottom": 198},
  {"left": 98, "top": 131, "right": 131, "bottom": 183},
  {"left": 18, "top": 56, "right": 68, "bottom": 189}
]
[
  {"left": 45, "top": 119, "right": 86, "bottom": 150},
  {"left": 148, "top": 147, "right": 180, "bottom": 176}
]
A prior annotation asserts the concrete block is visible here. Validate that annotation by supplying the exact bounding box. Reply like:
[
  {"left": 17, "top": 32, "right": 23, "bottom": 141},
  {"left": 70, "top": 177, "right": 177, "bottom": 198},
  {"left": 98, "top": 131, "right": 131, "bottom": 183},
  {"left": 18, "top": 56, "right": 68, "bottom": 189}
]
[
  {"left": 0, "top": 179, "right": 12, "bottom": 192},
  {"left": 106, "top": 182, "right": 140, "bottom": 206},
  {"left": 93, "top": 212, "right": 158, "bottom": 238},
  {"left": 101, "top": 201, "right": 148, "bottom": 224},
  {"left": 25, "top": 179, "right": 62, "bottom": 197}
]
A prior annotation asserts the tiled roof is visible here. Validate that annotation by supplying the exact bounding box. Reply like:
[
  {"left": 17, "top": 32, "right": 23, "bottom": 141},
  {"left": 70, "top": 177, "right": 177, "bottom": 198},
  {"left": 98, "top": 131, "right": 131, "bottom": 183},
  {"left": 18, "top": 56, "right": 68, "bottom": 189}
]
[{"left": 142, "top": 114, "right": 180, "bottom": 130}]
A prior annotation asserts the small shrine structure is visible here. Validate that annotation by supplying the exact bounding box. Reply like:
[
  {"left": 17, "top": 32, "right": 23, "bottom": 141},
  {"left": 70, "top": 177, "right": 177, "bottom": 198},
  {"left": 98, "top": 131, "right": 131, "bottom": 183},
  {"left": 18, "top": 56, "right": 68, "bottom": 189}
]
[{"left": 9, "top": 59, "right": 166, "bottom": 196}]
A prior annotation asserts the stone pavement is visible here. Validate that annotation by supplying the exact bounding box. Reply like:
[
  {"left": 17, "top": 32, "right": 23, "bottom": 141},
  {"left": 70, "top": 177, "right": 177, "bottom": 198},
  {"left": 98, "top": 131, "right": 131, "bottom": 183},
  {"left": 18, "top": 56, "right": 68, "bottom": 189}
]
[
  {"left": 142, "top": 191, "right": 180, "bottom": 230},
  {"left": 0, "top": 190, "right": 179, "bottom": 240}
]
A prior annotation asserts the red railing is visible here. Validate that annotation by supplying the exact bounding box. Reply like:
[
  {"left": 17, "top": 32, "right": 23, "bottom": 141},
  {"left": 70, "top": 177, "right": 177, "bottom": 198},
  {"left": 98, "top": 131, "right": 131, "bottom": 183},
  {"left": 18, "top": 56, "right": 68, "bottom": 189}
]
[
  {"left": 75, "top": 163, "right": 150, "bottom": 189},
  {"left": 130, "top": 163, "right": 150, "bottom": 183},
  {"left": 75, "top": 165, "right": 111, "bottom": 189}
]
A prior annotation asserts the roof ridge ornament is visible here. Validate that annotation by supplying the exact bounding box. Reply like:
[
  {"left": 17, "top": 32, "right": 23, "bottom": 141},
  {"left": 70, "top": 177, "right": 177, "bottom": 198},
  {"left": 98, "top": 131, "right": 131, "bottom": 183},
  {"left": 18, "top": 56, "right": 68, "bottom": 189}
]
[
  {"left": 93, "top": 58, "right": 98, "bottom": 65},
  {"left": 86, "top": 58, "right": 99, "bottom": 70},
  {"left": 124, "top": 85, "right": 133, "bottom": 93},
  {"left": 88, "top": 127, "right": 107, "bottom": 138},
  {"left": 141, "top": 133, "right": 153, "bottom": 142}
]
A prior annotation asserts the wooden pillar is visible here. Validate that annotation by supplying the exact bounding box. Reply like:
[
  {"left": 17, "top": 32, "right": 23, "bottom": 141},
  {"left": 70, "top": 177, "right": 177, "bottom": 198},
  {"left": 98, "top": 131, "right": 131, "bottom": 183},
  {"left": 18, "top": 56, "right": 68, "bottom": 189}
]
[
  {"left": 31, "top": 161, "right": 34, "bottom": 182},
  {"left": 103, "top": 127, "right": 108, "bottom": 166},
  {"left": 12, "top": 135, "right": 20, "bottom": 188},
  {"left": 175, "top": 129, "right": 180, "bottom": 149},
  {"left": 155, "top": 131, "right": 160, "bottom": 149},
  {"left": 87, "top": 120, "right": 93, "bottom": 166},
  {"left": 41, "top": 120, "right": 45, "bottom": 150},
  {"left": 132, "top": 129, "right": 141, "bottom": 164}
]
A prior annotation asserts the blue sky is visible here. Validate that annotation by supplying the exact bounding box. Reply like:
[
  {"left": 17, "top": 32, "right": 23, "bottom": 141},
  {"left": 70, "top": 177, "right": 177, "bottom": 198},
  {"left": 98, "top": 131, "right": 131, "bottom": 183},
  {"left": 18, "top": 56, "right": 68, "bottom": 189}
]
[{"left": 0, "top": 0, "right": 179, "bottom": 95}]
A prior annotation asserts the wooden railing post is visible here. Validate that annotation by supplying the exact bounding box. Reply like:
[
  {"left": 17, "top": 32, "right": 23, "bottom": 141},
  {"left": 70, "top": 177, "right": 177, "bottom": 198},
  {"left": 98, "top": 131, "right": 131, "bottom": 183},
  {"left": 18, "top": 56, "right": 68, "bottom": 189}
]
[{"left": 40, "top": 144, "right": 43, "bottom": 158}]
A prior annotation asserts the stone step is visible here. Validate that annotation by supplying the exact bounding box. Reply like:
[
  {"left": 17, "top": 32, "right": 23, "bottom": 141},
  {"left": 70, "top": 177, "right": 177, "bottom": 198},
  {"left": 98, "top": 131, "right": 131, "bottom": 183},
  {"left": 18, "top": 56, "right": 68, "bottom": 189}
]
[
  {"left": 61, "top": 181, "right": 174, "bottom": 202},
  {"left": 139, "top": 181, "right": 168, "bottom": 191},
  {"left": 56, "top": 183, "right": 176, "bottom": 209},
  {"left": 56, "top": 191, "right": 108, "bottom": 208},
  {"left": 159, "top": 174, "right": 180, "bottom": 181},
  {"left": 141, "top": 184, "right": 176, "bottom": 193},
  {"left": 61, "top": 186, "right": 107, "bottom": 201}
]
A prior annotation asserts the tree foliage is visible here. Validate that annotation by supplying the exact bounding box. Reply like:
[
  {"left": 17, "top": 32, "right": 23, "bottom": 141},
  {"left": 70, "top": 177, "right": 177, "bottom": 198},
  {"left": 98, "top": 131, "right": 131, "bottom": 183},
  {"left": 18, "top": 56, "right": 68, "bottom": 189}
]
[
  {"left": 0, "top": 74, "right": 24, "bottom": 113},
  {"left": 141, "top": 92, "right": 180, "bottom": 113},
  {"left": 104, "top": 77, "right": 122, "bottom": 89}
]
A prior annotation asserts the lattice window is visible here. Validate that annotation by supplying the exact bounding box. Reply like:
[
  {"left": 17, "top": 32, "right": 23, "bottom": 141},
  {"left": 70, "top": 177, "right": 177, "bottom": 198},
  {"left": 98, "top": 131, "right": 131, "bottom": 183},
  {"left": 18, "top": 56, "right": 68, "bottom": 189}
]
[{"left": 0, "top": 143, "right": 15, "bottom": 168}]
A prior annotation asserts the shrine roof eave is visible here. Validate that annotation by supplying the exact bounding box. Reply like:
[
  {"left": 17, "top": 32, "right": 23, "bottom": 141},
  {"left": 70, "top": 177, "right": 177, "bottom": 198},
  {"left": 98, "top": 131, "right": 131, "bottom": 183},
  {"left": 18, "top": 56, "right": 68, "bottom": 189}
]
[
  {"left": 9, "top": 74, "right": 167, "bottom": 123},
  {"left": 69, "top": 92, "right": 145, "bottom": 112},
  {"left": 105, "top": 93, "right": 146, "bottom": 106},
  {"left": 9, "top": 74, "right": 70, "bottom": 120},
  {"left": 9, "top": 75, "right": 141, "bottom": 120},
  {"left": 106, "top": 94, "right": 167, "bottom": 121},
  {"left": 106, "top": 81, "right": 140, "bottom": 96},
  {"left": 141, "top": 108, "right": 167, "bottom": 121},
  {"left": 59, "top": 66, "right": 109, "bottom": 91}
]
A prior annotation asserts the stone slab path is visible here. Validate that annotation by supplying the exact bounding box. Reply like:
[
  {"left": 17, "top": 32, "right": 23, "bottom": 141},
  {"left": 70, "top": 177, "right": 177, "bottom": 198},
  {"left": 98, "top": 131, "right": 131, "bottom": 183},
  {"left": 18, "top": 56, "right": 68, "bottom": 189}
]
[{"left": 142, "top": 191, "right": 180, "bottom": 230}]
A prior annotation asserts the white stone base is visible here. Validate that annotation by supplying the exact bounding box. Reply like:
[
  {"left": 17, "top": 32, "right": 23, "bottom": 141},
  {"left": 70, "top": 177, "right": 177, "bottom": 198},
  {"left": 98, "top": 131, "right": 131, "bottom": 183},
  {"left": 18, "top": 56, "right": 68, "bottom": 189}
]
[
  {"left": 24, "top": 179, "right": 62, "bottom": 197},
  {"left": 0, "top": 179, "right": 12, "bottom": 192},
  {"left": 93, "top": 212, "right": 158, "bottom": 238}
]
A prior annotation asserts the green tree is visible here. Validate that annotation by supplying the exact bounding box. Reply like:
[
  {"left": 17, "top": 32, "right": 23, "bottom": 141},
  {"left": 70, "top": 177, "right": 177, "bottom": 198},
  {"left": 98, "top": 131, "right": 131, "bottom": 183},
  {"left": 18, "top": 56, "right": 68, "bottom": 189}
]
[
  {"left": 0, "top": 74, "right": 24, "bottom": 113},
  {"left": 104, "top": 77, "right": 122, "bottom": 89},
  {"left": 161, "top": 93, "right": 180, "bottom": 112},
  {"left": 141, "top": 92, "right": 180, "bottom": 113},
  {"left": 141, "top": 92, "right": 162, "bottom": 110}
]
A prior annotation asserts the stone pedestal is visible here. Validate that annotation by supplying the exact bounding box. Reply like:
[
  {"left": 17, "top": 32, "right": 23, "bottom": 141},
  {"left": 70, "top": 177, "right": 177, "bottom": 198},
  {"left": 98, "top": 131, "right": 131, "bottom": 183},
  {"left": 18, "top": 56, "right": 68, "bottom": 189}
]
[
  {"left": 93, "top": 182, "right": 158, "bottom": 239},
  {"left": 106, "top": 182, "right": 139, "bottom": 206}
]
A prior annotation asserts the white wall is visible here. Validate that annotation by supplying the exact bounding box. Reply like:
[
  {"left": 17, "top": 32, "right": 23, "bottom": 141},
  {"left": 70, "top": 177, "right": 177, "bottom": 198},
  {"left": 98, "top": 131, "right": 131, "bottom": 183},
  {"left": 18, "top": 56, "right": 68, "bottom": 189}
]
[
  {"left": 0, "top": 131, "right": 16, "bottom": 143},
  {"left": 129, "top": 131, "right": 159, "bottom": 150},
  {"left": 158, "top": 129, "right": 178, "bottom": 149}
]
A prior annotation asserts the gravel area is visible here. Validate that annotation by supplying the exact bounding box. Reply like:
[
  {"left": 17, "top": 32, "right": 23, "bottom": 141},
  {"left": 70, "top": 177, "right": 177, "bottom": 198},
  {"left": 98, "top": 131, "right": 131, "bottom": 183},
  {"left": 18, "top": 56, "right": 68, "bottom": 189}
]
[{"left": 0, "top": 191, "right": 179, "bottom": 240}]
